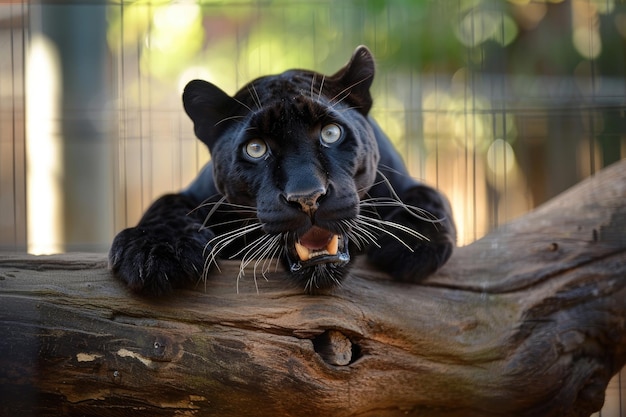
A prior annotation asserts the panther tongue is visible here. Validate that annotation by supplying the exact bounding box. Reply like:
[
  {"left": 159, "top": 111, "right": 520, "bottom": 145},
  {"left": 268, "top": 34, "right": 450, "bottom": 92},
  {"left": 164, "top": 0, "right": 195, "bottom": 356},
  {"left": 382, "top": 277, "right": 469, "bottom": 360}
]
[
  {"left": 299, "top": 226, "right": 333, "bottom": 250},
  {"left": 294, "top": 227, "right": 339, "bottom": 262}
]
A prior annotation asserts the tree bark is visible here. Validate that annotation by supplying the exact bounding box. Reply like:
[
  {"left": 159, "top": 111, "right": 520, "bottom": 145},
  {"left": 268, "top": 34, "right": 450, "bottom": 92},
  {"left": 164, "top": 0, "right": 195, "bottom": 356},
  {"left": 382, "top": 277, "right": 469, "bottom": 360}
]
[{"left": 1, "top": 160, "right": 625, "bottom": 417}]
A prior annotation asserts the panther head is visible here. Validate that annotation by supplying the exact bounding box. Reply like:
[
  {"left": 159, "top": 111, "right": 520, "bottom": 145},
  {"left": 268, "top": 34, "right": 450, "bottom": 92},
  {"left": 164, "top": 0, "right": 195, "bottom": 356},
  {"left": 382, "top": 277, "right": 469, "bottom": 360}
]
[{"left": 183, "top": 47, "right": 381, "bottom": 292}]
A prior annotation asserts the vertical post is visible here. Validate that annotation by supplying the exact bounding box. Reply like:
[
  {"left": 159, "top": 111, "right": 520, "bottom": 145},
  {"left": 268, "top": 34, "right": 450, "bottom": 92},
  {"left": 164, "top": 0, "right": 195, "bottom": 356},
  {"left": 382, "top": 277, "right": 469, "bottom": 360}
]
[{"left": 27, "top": 3, "right": 113, "bottom": 253}]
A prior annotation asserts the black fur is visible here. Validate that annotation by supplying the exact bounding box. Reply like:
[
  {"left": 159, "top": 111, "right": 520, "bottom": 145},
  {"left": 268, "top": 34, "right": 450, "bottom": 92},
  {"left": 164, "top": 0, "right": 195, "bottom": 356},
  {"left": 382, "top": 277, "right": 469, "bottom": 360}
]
[
  {"left": 109, "top": 46, "right": 456, "bottom": 295},
  {"left": 109, "top": 194, "right": 213, "bottom": 295}
]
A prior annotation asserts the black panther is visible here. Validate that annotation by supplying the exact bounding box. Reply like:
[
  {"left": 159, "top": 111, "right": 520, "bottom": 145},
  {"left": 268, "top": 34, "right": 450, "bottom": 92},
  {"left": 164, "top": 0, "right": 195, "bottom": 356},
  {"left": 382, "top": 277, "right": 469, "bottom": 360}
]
[{"left": 109, "top": 46, "right": 456, "bottom": 295}]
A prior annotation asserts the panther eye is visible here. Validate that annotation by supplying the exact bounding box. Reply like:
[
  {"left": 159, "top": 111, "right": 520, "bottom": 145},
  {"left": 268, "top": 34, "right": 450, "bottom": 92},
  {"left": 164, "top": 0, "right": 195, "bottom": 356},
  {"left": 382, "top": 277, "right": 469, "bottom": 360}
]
[
  {"left": 320, "top": 123, "right": 342, "bottom": 145},
  {"left": 244, "top": 139, "right": 268, "bottom": 159}
]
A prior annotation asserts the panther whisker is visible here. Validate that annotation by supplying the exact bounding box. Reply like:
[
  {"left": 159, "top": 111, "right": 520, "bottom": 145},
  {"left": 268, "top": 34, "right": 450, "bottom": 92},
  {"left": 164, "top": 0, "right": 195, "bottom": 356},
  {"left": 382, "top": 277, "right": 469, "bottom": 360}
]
[
  {"left": 248, "top": 82, "right": 263, "bottom": 111},
  {"left": 377, "top": 163, "right": 415, "bottom": 179},
  {"left": 310, "top": 73, "right": 316, "bottom": 101},
  {"left": 231, "top": 95, "right": 255, "bottom": 113},
  {"left": 196, "top": 197, "right": 257, "bottom": 229},
  {"left": 356, "top": 214, "right": 429, "bottom": 252},
  {"left": 337, "top": 219, "right": 356, "bottom": 237},
  {"left": 360, "top": 169, "right": 447, "bottom": 225},
  {"left": 197, "top": 195, "right": 228, "bottom": 229},
  {"left": 260, "top": 234, "right": 284, "bottom": 274},
  {"left": 214, "top": 114, "right": 246, "bottom": 126},
  {"left": 197, "top": 199, "right": 256, "bottom": 212},
  {"left": 188, "top": 194, "right": 224, "bottom": 217},
  {"left": 356, "top": 219, "right": 413, "bottom": 251},
  {"left": 201, "top": 217, "right": 257, "bottom": 230},
  {"left": 358, "top": 213, "right": 429, "bottom": 240},
  {"left": 230, "top": 231, "right": 273, "bottom": 261},
  {"left": 360, "top": 199, "right": 442, "bottom": 223},
  {"left": 327, "top": 74, "right": 373, "bottom": 107},
  {"left": 304, "top": 270, "right": 324, "bottom": 293},
  {"left": 262, "top": 240, "right": 284, "bottom": 278},
  {"left": 203, "top": 223, "right": 265, "bottom": 277},
  {"left": 374, "top": 168, "right": 405, "bottom": 202},
  {"left": 327, "top": 91, "right": 352, "bottom": 111},
  {"left": 347, "top": 220, "right": 380, "bottom": 249},
  {"left": 304, "top": 276, "right": 316, "bottom": 293},
  {"left": 356, "top": 203, "right": 380, "bottom": 219},
  {"left": 205, "top": 209, "right": 258, "bottom": 219},
  {"left": 317, "top": 74, "right": 326, "bottom": 103},
  {"left": 206, "top": 222, "right": 264, "bottom": 254},
  {"left": 304, "top": 268, "right": 342, "bottom": 294},
  {"left": 191, "top": 264, "right": 208, "bottom": 293},
  {"left": 237, "top": 233, "right": 282, "bottom": 293},
  {"left": 251, "top": 234, "right": 283, "bottom": 289},
  {"left": 236, "top": 233, "right": 272, "bottom": 292},
  {"left": 335, "top": 106, "right": 360, "bottom": 114},
  {"left": 344, "top": 219, "right": 377, "bottom": 250}
]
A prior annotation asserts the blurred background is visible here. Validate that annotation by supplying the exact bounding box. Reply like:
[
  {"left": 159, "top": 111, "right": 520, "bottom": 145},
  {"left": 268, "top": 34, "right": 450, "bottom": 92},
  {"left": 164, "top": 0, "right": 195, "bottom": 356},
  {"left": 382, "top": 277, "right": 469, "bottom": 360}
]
[
  {"left": 0, "top": 0, "right": 625, "bottom": 413},
  {"left": 1, "top": 0, "right": 625, "bottom": 252}
]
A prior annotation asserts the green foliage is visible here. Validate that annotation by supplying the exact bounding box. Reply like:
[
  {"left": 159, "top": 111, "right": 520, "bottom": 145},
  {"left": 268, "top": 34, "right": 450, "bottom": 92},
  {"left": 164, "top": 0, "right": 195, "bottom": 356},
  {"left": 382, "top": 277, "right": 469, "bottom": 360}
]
[{"left": 107, "top": 0, "right": 626, "bottom": 85}]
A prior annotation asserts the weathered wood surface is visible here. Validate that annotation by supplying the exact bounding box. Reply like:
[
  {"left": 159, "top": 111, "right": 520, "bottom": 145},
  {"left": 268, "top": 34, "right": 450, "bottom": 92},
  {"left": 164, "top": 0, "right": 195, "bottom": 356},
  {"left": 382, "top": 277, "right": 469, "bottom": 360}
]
[{"left": 1, "top": 160, "right": 625, "bottom": 417}]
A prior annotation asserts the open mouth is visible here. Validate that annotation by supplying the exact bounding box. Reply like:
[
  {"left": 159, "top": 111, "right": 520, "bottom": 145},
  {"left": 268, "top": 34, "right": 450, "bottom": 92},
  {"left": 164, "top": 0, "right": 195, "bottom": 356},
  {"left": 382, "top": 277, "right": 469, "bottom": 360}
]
[{"left": 288, "top": 226, "right": 350, "bottom": 271}]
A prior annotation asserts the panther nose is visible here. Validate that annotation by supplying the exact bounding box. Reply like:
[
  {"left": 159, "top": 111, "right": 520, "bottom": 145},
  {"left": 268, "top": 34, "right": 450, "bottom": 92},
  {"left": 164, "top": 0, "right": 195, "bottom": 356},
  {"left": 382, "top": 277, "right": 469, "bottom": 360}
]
[{"left": 284, "top": 188, "right": 326, "bottom": 216}]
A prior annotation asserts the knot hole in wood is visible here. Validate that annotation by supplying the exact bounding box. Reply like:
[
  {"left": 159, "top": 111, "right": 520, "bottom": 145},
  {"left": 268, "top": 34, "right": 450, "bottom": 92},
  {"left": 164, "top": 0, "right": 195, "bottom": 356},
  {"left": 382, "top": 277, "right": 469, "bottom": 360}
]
[{"left": 312, "top": 330, "right": 362, "bottom": 366}]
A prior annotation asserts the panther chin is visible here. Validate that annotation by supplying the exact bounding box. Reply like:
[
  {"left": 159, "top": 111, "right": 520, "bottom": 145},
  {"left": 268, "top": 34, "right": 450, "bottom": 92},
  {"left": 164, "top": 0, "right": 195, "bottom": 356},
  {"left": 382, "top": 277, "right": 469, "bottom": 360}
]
[{"left": 283, "top": 226, "right": 351, "bottom": 293}]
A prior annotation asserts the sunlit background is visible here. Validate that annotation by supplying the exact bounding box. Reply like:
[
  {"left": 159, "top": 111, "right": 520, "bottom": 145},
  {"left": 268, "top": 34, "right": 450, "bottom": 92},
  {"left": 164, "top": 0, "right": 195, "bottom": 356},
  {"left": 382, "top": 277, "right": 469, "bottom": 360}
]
[{"left": 0, "top": 0, "right": 625, "bottom": 413}]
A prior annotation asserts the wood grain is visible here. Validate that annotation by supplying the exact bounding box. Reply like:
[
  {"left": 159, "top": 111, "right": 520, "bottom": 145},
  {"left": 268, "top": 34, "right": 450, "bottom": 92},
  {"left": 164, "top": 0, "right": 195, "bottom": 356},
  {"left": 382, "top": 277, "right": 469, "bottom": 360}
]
[{"left": 1, "top": 160, "right": 625, "bottom": 417}]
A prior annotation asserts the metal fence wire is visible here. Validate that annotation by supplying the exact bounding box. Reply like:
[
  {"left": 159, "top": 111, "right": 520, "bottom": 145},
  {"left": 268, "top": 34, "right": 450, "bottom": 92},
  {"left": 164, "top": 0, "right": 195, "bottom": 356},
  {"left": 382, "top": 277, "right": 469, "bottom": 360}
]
[{"left": 0, "top": 1, "right": 624, "bottom": 415}]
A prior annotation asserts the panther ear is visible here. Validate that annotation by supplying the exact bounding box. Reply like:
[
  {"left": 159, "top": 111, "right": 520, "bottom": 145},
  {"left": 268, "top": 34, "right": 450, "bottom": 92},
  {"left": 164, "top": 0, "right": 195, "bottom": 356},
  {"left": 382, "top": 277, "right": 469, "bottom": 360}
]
[
  {"left": 182, "top": 79, "right": 244, "bottom": 150},
  {"left": 328, "top": 45, "right": 375, "bottom": 115}
]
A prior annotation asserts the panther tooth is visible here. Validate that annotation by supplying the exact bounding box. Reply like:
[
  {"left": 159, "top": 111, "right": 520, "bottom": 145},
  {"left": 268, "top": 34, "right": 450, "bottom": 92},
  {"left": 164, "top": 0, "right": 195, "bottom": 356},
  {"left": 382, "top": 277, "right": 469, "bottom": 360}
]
[
  {"left": 295, "top": 235, "right": 340, "bottom": 261},
  {"left": 327, "top": 235, "right": 339, "bottom": 255},
  {"left": 295, "top": 241, "right": 310, "bottom": 262}
]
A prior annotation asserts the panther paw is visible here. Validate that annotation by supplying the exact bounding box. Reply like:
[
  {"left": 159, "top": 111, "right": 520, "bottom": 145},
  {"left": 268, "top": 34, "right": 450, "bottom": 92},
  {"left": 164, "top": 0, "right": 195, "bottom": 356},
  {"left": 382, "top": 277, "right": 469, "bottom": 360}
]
[
  {"left": 367, "top": 232, "right": 454, "bottom": 282},
  {"left": 108, "top": 225, "right": 213, "bottom": 295}
]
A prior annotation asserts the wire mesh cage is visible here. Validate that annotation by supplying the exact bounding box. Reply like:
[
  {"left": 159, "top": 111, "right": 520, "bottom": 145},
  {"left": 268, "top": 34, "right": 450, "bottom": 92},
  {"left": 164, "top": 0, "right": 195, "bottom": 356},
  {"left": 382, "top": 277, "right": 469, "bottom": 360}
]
[{"left": 0, "top": 0, "right": 624, "bottom": 415}]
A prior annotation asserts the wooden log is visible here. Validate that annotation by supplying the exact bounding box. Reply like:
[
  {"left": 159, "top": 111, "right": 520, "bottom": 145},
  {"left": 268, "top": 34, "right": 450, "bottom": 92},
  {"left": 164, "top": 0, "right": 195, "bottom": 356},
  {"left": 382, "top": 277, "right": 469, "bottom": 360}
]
[{"left": 1, "top": 160, "right": 625, "bottom": 417}]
